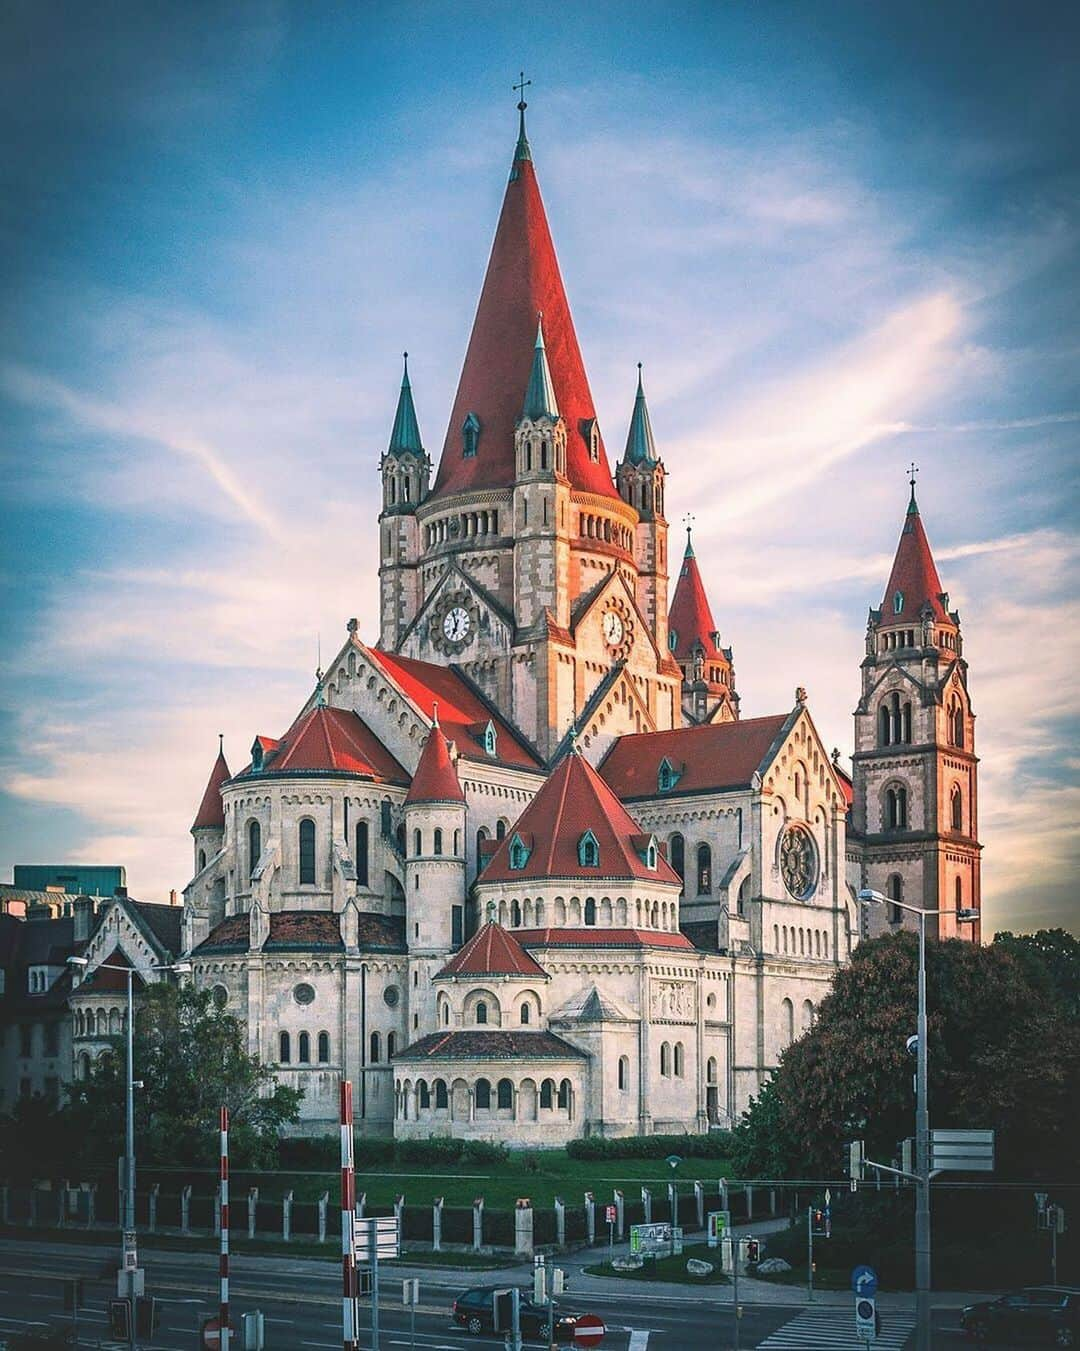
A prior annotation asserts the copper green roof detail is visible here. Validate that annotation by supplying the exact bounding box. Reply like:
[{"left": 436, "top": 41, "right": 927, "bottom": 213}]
[
  {"left": 522, "top": 316, "right": 559, "bottom": 420},
  {"left": 388, "top": 352, "right": 423, "bottom": 457},
  {"left": 624, "top": 363, "right": 657, "bottom": 466},
  {"left": 513, "top": 75, "right": 532, "bottom": 164}
]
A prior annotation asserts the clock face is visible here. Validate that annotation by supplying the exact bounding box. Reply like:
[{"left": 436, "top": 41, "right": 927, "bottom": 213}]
[
  {"left": 443, "top": 606, "right": 471, "bottom": 642},
  {"left": 603, "top": 610, "right": 624, "bottom": 647}
]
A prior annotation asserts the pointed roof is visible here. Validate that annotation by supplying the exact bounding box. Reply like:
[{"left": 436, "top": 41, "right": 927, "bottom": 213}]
[
  {"left": 405, "top": 717, "right": 465, "bottom": 805},
  {"left": 623, "top": 364, "right": 657, "bottom": 466},
  {"left": 598, "top": 713, "right": 792, "bottom": 799},
  {"left": 241, "top": 705, "right": 408, "bottom": 784},
  {"left": 668, "top": 529, "right": 723, "bottom": 663},
  {"left": 430, "top": 116, "right": 618, "bottom": 502},
  {"left": 436, "top": 921, "right": 546, "bottom": 978},
  {"left": 522, "top": 316, "right": 559, "bottom": 420},
  {"left": 551, "top": 983, "right": 636, "bottom": 1022},
  {"left": 481, "top": 748, "right": 680, "bottom": 885},
  {"left": 387, "top": 352, "right": 423, "bottom": 457},
  {"left": 192, "top": 739, "right": 230, "bottom": 831},
  {"left": 881, "top": 487, "right": 950, "bottom": 624}
]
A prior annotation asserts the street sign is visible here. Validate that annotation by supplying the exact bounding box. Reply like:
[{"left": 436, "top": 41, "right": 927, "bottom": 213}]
[
  {"left": 931, "top": 1128, "right": 995, "bottom": 1172},
  {"left": 200, "top": 1316, "right": 222, "bottom": 1349},
  {"left": 629, "top": 1221, "right": 672, "bottom": 1256},
  {"left": 707, "top": 1210, "right": 731, "bottom": 1248},
  {"left": 122, "top": 1229, "right": 138, "bottom": 1271},
  {"left": 402, "top": 1278, "right": 419, "bottom": 1306},
  {"left": 851, "top": 1264, "right": 878, "bottom": 1297},
  {"left": 574, "top": 1313, "right": 607, "bottom": 1345},
  {"left": 605, "top": 1204, "right": 617, "bottom": 1224},
  {"left": 354, "top": 1214, "right": 400, "bottom": 1262},
  {"left": 855, "top": 1294, "right": 877, "bottom": 1342}
]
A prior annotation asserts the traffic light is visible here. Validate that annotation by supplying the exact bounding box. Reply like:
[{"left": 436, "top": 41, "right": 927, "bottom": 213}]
[
  {"left": 63, "top": 1277, "right": 85, "bottom": 1311},
  {"left": 107, "top": 1298, "right": 131, "bottom": 1338},
  {"left": 814, "top": 1209, "right": 824, "bottom": 1230},
  {"left": 136, "top": 1296, "right": 159, "bottom": 1336},
  {"left": 746, "top": 1239, "right": 760, "bottom": 1263},
  {"left": 848, "top": 1139, "right": 864, "bottom": 1189}
]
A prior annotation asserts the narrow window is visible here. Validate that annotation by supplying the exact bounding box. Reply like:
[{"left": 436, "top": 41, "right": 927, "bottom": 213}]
[
  {"left": 462, "top": 412, "right": 480, "bottom": 458},
  {"left": 279, "top": 1032, "right": 291, "bottom": 1064},
  {"left": 902, "top": 702, "right": 913, "bottom": 743},
  {"left": 475, "top": 1078, "right": 491, "bottom": 1110},
  {"left": 318, "top": 1031, "right": 330, "bottom": 1063},
  {"left": 540, "top": 1080, "right": 554, "bottom": 1109},
  {"left": 674, "top": 1042, "right": 684, "bottom": 1077},
  {"left": 879, "top": 704, "right": 892, "bottom": 747},
  {"left": 370, "top": 1031, "right": 381, "bottom": 1063},
  {"left": 433, "top": 828, "right": 443, "bottom": 856},
  {"left": 660, "top": 1042, "right": 671, "bottom": 1077},
  {"left": 951, "top": 786, "right": 963, "bottom": 832},
  {"left": 452, "top": 906, "right": 464, "bottom": 947},
  {"left": 198, "top": 848, "right": 206, "bottom": 872},
  {"left": 418, "top": 1081, "right": 430, "bottom": 1109},
  {"left": 355, "top": 821, "right": 369, "bottom": 887},
  {"left": 413, "top": 828, "right": 422, "bottom": 857},
  {"left": 669, "top": 833, "right": 685, "bottom": 879},
  {"left": 697, "top": 843, "right": 712, "bottom": 895},
  {"left": 618, "top": 1056, "right": 629, "bottom": 1091},
  {"left": 520, "top": 1002, "right": 531, "bottom": 1025},
  {"left": 497, "top": 1078, "right": 513, "bottom": 1110},
  {"left": 511, "top": 899, "right": 521, "bottom": 926},
  {"left": 584, "top": 897, "right": 597, "bottom": 926},
  {"left": 435, "top": 1079, "right": 448, "bottom": 1109},
  {"left": 298, "top": 1032, "right": 311, "bottom": 1064},
  {"left": 476, "top": 1001, "right": 488, "bottom": 1026},
  {"left": 387, "top": 1032, "right": 396, "bottom": 1058},
  {"left": 955, "top": 876, "right": 963, "bottom": 908},
  {"left": 248, "top": 819, "right": 261, "bottom": 880},
  {"left": 888, "top": 874, "right": 903, "bottom": 925},
  {"left": 578, "top": 831, "right": 599, "bottom": 868},
  {"left": 557, "top": 1079, "right": 571, "bottom": 1110},
  {"left": 299, "top": 819, "right": 316, "bottom": 885}
]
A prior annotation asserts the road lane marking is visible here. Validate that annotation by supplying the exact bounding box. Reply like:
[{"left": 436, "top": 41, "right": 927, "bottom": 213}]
[{"left": 629, "top": 1333, "right": 650, "bottom": 1350}]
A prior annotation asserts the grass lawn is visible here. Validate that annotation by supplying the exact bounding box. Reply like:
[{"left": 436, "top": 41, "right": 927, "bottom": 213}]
[{"left": 584, "top": 1241, "right": 729, "bottom": 1285}]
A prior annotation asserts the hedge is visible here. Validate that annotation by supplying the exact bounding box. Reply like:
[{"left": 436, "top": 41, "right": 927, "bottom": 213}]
[{"left": 566, "top": 1132, "right": 735, "bottom": 1161}]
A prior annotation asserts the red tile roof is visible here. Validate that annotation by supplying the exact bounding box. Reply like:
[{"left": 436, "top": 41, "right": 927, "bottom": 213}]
[
  {"left": 394, "top": 1030, "right": 587, "bottom": 1062},
  {"left": 367, "top": 647, "right": 541, "bottom": 769},
  {"left": 430, "top": 131, "right": 618, "bottom": 503},
  {"left": 192, "top": 745, "right": 230, "bottom": 831},
  {"left": 249, "top": 705, "right": 408, "bottom": 783},
  {"left": 881, "top": 495, "right": 950, "bottom": 624},
  {"left": 668, "top": 539, "right": 724, "bottom": 665},
  {"left": 599, "top": 714, "right": 791, "bottom": 798},
  {"left": 194, "top": 909, "right": 405, "bottom": 953},
  {"left": 405, "top": 722, "right": 465, "bottom": 805},
  {"left": 515, "top": 927, "right": 694, "bottom": 951},
  {"left": 436, "top": 922, "right": 547, "bottom": 978},
  {"left": 73, "top": 956, "right": 146, "bottom": 995},
  {"left": 481, "top": 750, "right": 680, "bottom": 885}
]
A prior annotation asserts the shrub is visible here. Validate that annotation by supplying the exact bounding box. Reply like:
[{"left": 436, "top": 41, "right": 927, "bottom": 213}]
[{"left": 567, "top": 1133, "right": 735, "bottom": 1162}]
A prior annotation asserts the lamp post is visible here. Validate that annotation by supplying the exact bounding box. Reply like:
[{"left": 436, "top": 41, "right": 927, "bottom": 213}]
[
  {"left": 69, "top": 955, "right": 191, "bottom": 1346},
  {"left": 857, "top": 890, "right": 978, "bottom": 1351}
]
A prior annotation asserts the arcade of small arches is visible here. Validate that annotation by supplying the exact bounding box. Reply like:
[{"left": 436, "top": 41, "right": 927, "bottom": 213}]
[
  {"left": 879, "top": 692, "right": 913, "bottom": 747},
  {"left": 395, "top": 1073, "right": 577, "bottom": 1123},
  {"left": 488, "top": 894, "right": 680, "bottom": 932},
  {"left": 576, "top": 511, "right": 634, "bottom": 554},
  {"left": 72, "top": 1005, "right": 126, "bottom": 1039},
  {"left": 772, "top": 924, "right": 831, "bottom": 960},
  {"left": 422, "top": 508, "right": 501, "bottom": 550},
  {"left": 779, "top": 996, "right": 816, "bottom": 1047},
  {"left": 435, "top": 989, "right": 542, "bottom": 1029}
]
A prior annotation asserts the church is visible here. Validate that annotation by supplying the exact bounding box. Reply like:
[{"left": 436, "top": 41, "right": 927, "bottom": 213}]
[{"left": 144, "top": 104, "right": 980, "bottom": 1141}]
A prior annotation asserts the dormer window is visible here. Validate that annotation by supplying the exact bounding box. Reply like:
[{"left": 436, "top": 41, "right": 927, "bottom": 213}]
[
  {"left": 251, "top": 739, "right": 264, "bottom": 771},
  {"left": 668, "top": 631, "right": 678, "bottom": 652},
  {"left": 581, "top": 417, "right": 600, "bottom": 462},
  {"left": 483, "top": 720, "right": 497, "bottom": 757},
  {"left": 647, "top": 841, "right": 657, "bottom": 869},
  {"left": 509, "top": 834, "right": 531, "bottom": 870},
  {"left": 893, "top": 590, "right": 904, "bottom": 615},
  {"left": 657, "top": 758, "right": 681, "bottom": 793},
  {"left": 462, "top": 412, "right": 480, "bottom": 458},
  {"left": 577, "top": 830, "right": 600, "bottom": 869}
]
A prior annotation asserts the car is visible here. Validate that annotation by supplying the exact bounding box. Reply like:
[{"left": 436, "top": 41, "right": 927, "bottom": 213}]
[
  {"left": 961, "top": 1287, "right": 1080, "bottom": 1346},
  {"left": 450, "top": 1286, "right": 580, "bottom": 1342}
]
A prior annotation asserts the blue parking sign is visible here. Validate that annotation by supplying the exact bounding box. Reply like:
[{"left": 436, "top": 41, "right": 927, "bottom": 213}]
[{"left": 851, "top": 1264, "right": 878, "bottom": 1296}]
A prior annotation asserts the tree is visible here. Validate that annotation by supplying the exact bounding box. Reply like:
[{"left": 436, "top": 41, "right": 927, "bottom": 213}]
[
  {"left": 64, "top": 982, "right": 303, "bottom": 1170},
  {"left": 993, "top": 928, "right": 1080, "bottom": 1019},
  {"left": 731, "top": 931, "right": 1080, "bottom": 1180}
]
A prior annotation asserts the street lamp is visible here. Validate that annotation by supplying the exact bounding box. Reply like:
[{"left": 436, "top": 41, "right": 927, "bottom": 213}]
[
  {"left": 68, "top": 955, "right": 191, "bottom": 1346},
  {"left": 857, "top": 889, "right": 978, "bottom": 1351}
]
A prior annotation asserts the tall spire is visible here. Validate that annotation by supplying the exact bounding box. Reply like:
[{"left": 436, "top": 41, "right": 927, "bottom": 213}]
[
  {"left": 388, "top": 352, "right": 423, "bottom": 456},
  {"left": 513, "top": 71, "right": 532, "bottom": 164},
  {"left": 522, "top": 315, "right": 559, "bottom": 420},
  {"left": 192, "top": 738, "right": 231, "bottom": 832},
  {"left": 669, "top": 534, "right": 723, "bottom": 664},
  {"left": 882, "top": 472, "right": 949, "bottom": 623},
  {"left": 623, "top": 363, "right": 658, "bottom": 466}
]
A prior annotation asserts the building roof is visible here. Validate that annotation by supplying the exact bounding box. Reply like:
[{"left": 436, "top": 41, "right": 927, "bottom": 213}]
[
  {"left": 404, "top": 721, "right": 465, "bottom": 805},
  {"left": 514, "top": 927, "right": 694, "bottom": 952},
  {"left": 429, "top": 116, "right": 618, "bottom": 503},
  {"left": 599, "top": 713, "right": 792, "bottom": 799},
  {"left": 680, "top": 920, "right": 722, "bottom": 954},
  {"left": 367, "top": 647, "right": 542, "bottom": 769},
  {"left": 393, "top": 1029, "right": 587, "bottom": 1062},
  {"left": 881, "top": 488, "right": 950, "bottom": 625},
  {"left": 551, "top": 984, "right": 636, "bottom": 1022},
  {"left": 241, "top": 705, "right": 409, "bottom": 784},
  {"left": 387, "top": 353, "right": 424, "bottom": 457},
  {"left": 194, "top": 909, "right": 405, "bottom": 954},
  {"left": 192, "top": 742, "right": 231, "bottom": 831},
  {"left": 128, "top": 900, "right": 183, "bottom": 957},
  {"left": 436, "top": 922, "right": 546, "bottom": 979},
  {"left": 481, "top": 749, "right": 681, "bottom": 886},
  {"left": 668, "top": 531, "right": 724, "bottom": 664},
  {"left": 72, "top": 951, "right": 147, "bottom": 996},
  {"left": 623, "top": 366, "right": 657, "bottom": 466}
]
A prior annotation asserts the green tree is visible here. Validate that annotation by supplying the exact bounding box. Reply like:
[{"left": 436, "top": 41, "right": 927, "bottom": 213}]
[
  {"left": 993, "top": 928, "right": 1080, "bottom": 1019},
  {"left": 64, "top": 982, "right": 303, "bottom": 1170},
  {"left": 731, "top": 931, "right": 1080, "bottom": 1180}
]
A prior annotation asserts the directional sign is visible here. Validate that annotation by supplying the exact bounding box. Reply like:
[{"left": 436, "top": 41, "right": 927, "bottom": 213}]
[
  {"left": 851, "top": 1264, "right": 878, "bottom": 1297},
  {"left": 931, "top": 1128, "right": 994, "bottom": 1172},
  {"left": 630, "top": 1222, "right": 672, "bottom": 1256},
  {"left": 122, "top": 1230, "right": 138, "bottom": 1272},
  {"left": 605, "top": 1205, "right": 617, "bottom": 1224},
  {"left": 354, "top": 1214, "right": 400, "bottom": 1262},
  {"left": 573, "top": 1313, "right": 606, "bottom": 1345}
]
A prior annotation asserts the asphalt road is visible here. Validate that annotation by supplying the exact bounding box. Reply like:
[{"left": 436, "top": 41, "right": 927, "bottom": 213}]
[{"left": 0, "top": 1240, "right": 967, "bottom": 1349}]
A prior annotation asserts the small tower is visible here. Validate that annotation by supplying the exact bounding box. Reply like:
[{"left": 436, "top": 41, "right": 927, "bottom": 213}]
[
  {"left": 379, "top": 354, "right": 430, "bottom": 649},
  {"left": 667, "top": 526, "right": 738, "bottom": 724},
  {"left": 191, "top": 736, "right": 230, "bottom": 875},
  {"left": 616, "top": 365, "right": 669, "bottom": 652},
  {"left": 852, "top": 472, "right": 980, "bottom": 941},
  {"left": 404, "top": 712, "right": 468, "bottom": 1036}
]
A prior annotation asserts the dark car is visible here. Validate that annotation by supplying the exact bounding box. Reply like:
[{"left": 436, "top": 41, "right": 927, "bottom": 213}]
[
  {"left": 961, "top": 1287, "right": 1080, "bottom": 1346},
  {"left": 450, "top": 1286, "right": 579, "bottom": 1342}
]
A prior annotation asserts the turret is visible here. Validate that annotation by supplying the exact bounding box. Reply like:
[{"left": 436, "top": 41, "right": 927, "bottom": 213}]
[
  {"left": 667, "top": 526, "right": 738, "bottom": 724},
  {"left": 616, "top": 364, "right": 669, "bottom": 652},
  {"left": 191, "top": 736, "right": 230, "bottom": 875},
  {"left": 379, "top": 354, "right": 430, "bottom": 648}
]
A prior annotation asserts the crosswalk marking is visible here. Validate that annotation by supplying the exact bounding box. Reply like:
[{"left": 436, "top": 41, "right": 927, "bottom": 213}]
[
  {"left": 629, "top": 1333, "right": 651, "bottom": 1350},
  {"left": 756, "top": 1306, "right": 916, "bottom": 1349}
]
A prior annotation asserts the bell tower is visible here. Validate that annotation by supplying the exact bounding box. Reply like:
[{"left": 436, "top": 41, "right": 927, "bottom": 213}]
[
  {"left": 379, "top": 354, "right": 430, "bottom": 649},
  {"left": 616, "top": 365, "right": 669, "bottom": 654}
]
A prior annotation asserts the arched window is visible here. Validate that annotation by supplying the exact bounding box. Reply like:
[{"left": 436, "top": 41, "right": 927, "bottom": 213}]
[
  {"left": 886, "top": 787, "right": 909, "bottom": 830},
  {"left": 396, "top": 823, "right": 406, "bottom": 855},
  {"left": 951, "top": 786, "right": 963, "bottom": 832},
  {"left": 578, "top": 831, "right": 599, "bottom": 868},
  {"left": 248, "top": 819, "right": 261, "bottom": 879},
  {"left": 279, "top": 1032, "right": 291, "bottom": 1064},
  {"left": 660, "top": 1042, "right": 671, "bottom": 1077},
  {"left": 902, "top": 701, "right": 912, "bottom": 743},
  {"left": 669, "top": 833, "right": 685, "bottom": 879},
  {"left": 955, "top": 876, "right": 963, "bottom": 908},
  {"left": 802, "top": 999, "right": 815, "bottom": 1031},
  {"left": 434, "top": 1079, "right": 448, "bottom": 1109},
  {"left": 198, "top": 848, "right": 206, "bottom": 872},
  {"left": 879, "top": 703, "right": 892, "bottom": 747},
  {"left": 387, "top": 1032, "right": 397, "bottom": 1058},
  {"left": 476, "top": 827, "right": 489, "bottom": 869},
  {"left": 299, "top": 818, "right": 316, "bottom": 885},
  {"left": 618, "top": 1056, "right": 629, "bottom": 1091},
  {"left": 584, "top": 897, "right": 597, "bottom": 926},
  {"left": 298, "top": 1032, "right": 311, "bottom": 1064},
  {"left": 496, "top": 819, "right": 507, "bottom": 840},
  {"left": 462, "top": 412, "right": 480, "bottom": 458},
  {"left": 557, "top": 1079, "right": 571, "bottom": 1110},
  {"left": 520, "top": 1002, "right": 531, "bottom": 1025},
  {"left": 441, "top": 1001, "right": 450, "bottom": 1027},
  {"left": 509, "top": 835, "right": 530, "bottom": 870},
  {"left": 697, "top": 843, "right": 712, "bottom": 895},
  {"left": 413, "top": 828, "right": 422, "bottom": 857},
  {"left": 433, "top": 828, "right": 443, "bottom": 856},
  {"left": 949, "top": 697, "right": 965, "bottom": 748},
  {"left": 370, "top": 1031, "right": 381, "bottom": 1063},
  {"left": 318, "top": 1031, "right": 330, "bottom": 1063},
  {"left": 453, "top": 828, "right": 461, "bottom": 855},
  {"left": 511, "top": 899, "right": 521, "bottom": 926},
  {"left": 706, "top": 1056, "right": 718, "bottom": 1084},
  {"left": 674, "top": 1042, "right": 685, "bottom": 1078},
  {"left": 475, "top": 1001, "right": 488, "bottom": 1026},
  {"left": 497, "top": 1078, "right": 513, "bottom": 1110},
  {"left": 418, "top": 1080, "right": 430, "bottom": 1109},
  {"left": 475, "top": 1078, "right": 491, "bottom": 1110},
  {"left": 737, "top": 876, "right": 750, "bottom": 917},
  {"left": 355, "top": 821, "right": 369, "bottom": 887},
  {"left": 781, "top": 998, "right": 794, "bottom": 1048},
  {"left": 540, "top": 1079, "right": 554, "bottom": 1110}
]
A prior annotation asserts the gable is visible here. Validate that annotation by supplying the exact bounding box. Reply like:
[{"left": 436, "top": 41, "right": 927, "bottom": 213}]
[{"left": 398, "top": 566, "right": 516, "bottom": 665}]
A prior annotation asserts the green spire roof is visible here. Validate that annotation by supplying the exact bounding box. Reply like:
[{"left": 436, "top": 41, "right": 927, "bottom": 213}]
[
  {"left": 514, "top": 99, "right": 532, "bottom": 164},
  {"left": 388, "top": 352, "right": 423, "bottom": 457},
  {"left": 522, "top": 316, "right": 559, "bottom": 420},
  {"left": 624, "top": 363, "right": 657, "bottom": 466}
]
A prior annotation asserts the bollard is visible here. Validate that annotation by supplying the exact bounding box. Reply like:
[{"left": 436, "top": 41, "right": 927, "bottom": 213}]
[
  {"left": 248, "top": 1188, "right": 258, "bottom": 1240},
  {"left": 614, "top": 1189, "right": 625, "bottom": 1240},
  {"left": 215, "top": 1182, "right": 222, "bottom": 1237},
  {"left": 694, "top": 1181, "right": 705, "bottom": 1231},
  {"left": 148, "top": 1183, "right": 159, "bottom": 1234},
  {"left": 357, "top": 1191, "right": 366, "bottom": 1219},
  {"left": 432, "top": 1197, "right": 444, "bottom": 1252},
  {"left": 87, "top": 1184, "right": 96, "bottom": 1229},
  {"left": 720, "top": 1177, "right": 728, "bottom": 1213},
  {"left": 554, "top": 1197, "right": 566, "bottom": 1248},
  {"left": 57, "top": 1183, "right": 67, "bottom": 1228},
  {"left": 318, "top": 1191, "right": 329, "bottom": 1243},
  {"left": 282, "top": 1191, "right": 293, "bottom": 1243},
  {"left": 472, "top": 1197, "right": 484, "bottom": 1252},
  {"left": 746, "top": 1183, "right": 754, "bottom": 1221},
  {"left": 181, "top": 1185, "right": 192, "bottom": 1236},
  {"left": 641, "top": 1186, "right": 652, "bottom": 1224},
  {"left": 584, "top": 1191, "right": 596, "bottom": 1246},
  {"left": 770, "top": 1187, "right": 777, "bottom": 1217},
  {"left": 668, "top": 1182, "right": 678, "bottom": 1229},
  {"left": 394, "top": 1193, "right": 405, "bottom": 1239},
  {"left": 514, "top": 1198, "right": 533, "bottom": 1257}
]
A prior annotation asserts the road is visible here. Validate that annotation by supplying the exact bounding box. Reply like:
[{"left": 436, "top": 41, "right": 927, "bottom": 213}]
[{"left": 0, "top": 1240, "right": 967, "bottom": 1349}]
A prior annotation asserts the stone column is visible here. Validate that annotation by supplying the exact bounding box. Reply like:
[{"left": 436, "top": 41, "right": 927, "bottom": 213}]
[
  {"left": 614, "top": 1189, "right": 625, "bottom": 1240},
  {"left": 472, "top": 1197, "right": 484, "bottom": 1252},
  {"left": 769, "top": 1187, "right": 777, "bottom": 1217},
  {"left": 584, "top": 1191, "right": 595, "bottom": 1246},
  {"left": 282, "top": 1191, "right": 293, "bottom": 1243},
  {"left": 668, "top": 1182, "right": 678, "bottom": 1228},
  {"left": 87, "top": 1185, "right": 96, "bottom": 1229},
  {"left": 554, "top": 1197, "right": 566, "bottom": 1248},
  {"left": 248, "top": 1188, "right": 258, "bottom": 1239},
  {"left": 694, "top": 1181, "right": 705, "bottom": 1231},
  {"left": 514, "top": 1199, "right": 533, "bottom": 1257},
  {"left": 641, "top": 1186, "right": 652, "bottom": 1224},
  {"left": 180, "top": 1185, "right": 192, "bottom": 1236},
  {"left": 148, "top": 1184, "right": 159, "bottom": 1234},
  {"left": 432, "top": 1197, "right": 444, "bottom": 1252},
  {"left": 719, "top": 1177, "right": 729, "bottom": 1212},
  {"left": 746, "top": 1183, "right": 754, "bottom": 1221},
  {"left": 318, "top": 1192, "right": 329, "bottom": 1243}
]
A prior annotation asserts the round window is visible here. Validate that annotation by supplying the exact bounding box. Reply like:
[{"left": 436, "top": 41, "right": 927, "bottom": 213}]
[
  {"left": 294, "top": 982, "right": 316, "bottom": 1006},
  {"left": 384, "top": 985, "right": 400, "bottom": 1008},
  {"left": 779, "top": 826, "right": 818, "bottom": 901},
  {"left": 211, "top": 984, "right": 229, "bottom": 1009}
]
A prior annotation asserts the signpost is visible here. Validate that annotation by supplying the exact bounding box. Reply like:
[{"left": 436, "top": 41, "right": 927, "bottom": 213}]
[
  {"left": 573, "top": 1313, "right": 606, "bottom": 1345},
  {"left": 605, "top": 1204, "right": 616, "bottom": 1259},
  {"left": 930, "top": 1129, "right": 994, "bottom": 1173},
  {"left": 706, "top": 1210, "right": 731, "bottom": 1249},
  {"left": 852, "top": 1266, "right": 879, "bottom": 1345},
  {"left": 808, "top": 1191, "right": 832, "bottom": 1301},
  {"left": 629, "top": 1221, "right": 672, "bottom": 1259},
  {"left": 402, "top": 1278, "right": 419, "bottom": 1351},
  {"left": 354, "top": 1215, "right": 400, "bottom": 1351}
]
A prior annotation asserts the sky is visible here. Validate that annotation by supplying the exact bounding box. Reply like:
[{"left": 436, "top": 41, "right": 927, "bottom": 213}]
[{"left": 0, "top": 1, "right": 1077, "bottom": 935}]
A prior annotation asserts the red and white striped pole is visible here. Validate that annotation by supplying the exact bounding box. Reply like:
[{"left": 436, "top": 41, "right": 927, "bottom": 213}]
[
  {"left": 341, "top": 1080, "right": 358, "bottom": 1351},
  {"left": 219, "top": 1106, "right": 230, "bottom": 1351}
]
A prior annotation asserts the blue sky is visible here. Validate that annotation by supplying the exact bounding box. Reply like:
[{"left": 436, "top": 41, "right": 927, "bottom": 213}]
[{"left": 1, "top": 1, "right": 1077, "bottom": 933}]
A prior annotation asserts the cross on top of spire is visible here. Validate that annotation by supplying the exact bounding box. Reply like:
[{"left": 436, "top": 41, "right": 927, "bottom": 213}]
[
  {"left": 908, "top": 461, "right": 920, "bottom": 513},
  {"left": 683, "top": 513, "right": 695, "bottom": 557},
  {"left": 513, "top": 71, "right": 532, "bottom": 163}
]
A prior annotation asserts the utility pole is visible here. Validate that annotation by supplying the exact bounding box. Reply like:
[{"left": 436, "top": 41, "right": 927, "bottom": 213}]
[
  {"left": 914, "top": 907, "right": 931, "bottom": 1351},
  {"left": 731, "top": 1236, "right": 740, "bottom": 1351},
  {"left": 807, "top": 1206, "right": 814, "bottom": 1303}
]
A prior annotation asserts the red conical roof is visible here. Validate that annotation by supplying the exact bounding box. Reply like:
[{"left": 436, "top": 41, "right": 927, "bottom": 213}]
[
  {"left": 436, "top": 921, "right": 546, "bottom": 978},
  {"left": 483, "top": 749, "right": 679, "bottom": 885},
  {"left": 882, "top": 493, "right": 949, "bottom": 624},
  {"left": 405, "top": 720, "right": 465, "bottom": 805},
  {"left": 192, "top": 742, "right": 230, "bottom": 832},
  {"left": 668, "top": 535, "right": 722, "bottom": 663},
  {"left": 258, "top": 705, "right": 408, "bottom": 782},
  {"left": 430, "top": 128, "right": 618, "bottom": 502}
]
